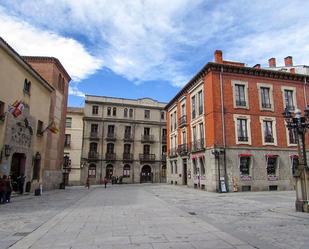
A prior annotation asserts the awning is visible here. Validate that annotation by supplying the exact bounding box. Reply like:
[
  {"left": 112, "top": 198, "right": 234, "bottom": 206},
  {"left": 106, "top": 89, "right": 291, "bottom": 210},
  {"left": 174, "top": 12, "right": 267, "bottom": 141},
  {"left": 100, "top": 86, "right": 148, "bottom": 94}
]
[
  {"left": 289, "top": 154, "right": 299, "bottom": 158},
  {"left": 265, "top": 154, "right": 279, "bottom": 158},
  {"left": 239, "top": 153, "right": 252, "bottom": 157}
]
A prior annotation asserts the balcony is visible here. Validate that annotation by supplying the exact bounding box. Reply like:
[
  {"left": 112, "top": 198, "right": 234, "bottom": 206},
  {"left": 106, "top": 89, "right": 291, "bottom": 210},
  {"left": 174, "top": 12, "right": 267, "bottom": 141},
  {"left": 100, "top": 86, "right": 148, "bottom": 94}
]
[
  {"left": 238, "top": 136, "right": 249, "bottom": 142},
  {"left": 123, "top": 153, "right": 133, "bottom": 162},
  {"left": 141, "top": 134, "right": 155, "bottom": 143},
  {"left": 139, "top": 153, "right": 156, "bottom": 162},
  {"left": 124, "top": 133, "right": 134, "bottom": 142},
  {"left": 162, "top": 135, "right": 167, "bottom": 144},
  {"left": 236, "top": 100, "right": 246, "bottom": 107},
  {"left": 265, "top": 135, "right": 274, "bottom": 143},
  {"left": 191, "top": 139, "right": 205, "bottom": 152},
  {"left": 88, "top": 151, "right": 99, "bottom": 160},
  {"left": 178, "top": 115, "right": 187, "bottom": 127},
  {"left": 178, "top": 143, "right": 188, "bottom": 156},
  {"left": 90, "top": 131, "right": 99, "bottom": 140},
  {"left": 106, "top": 133, "right": 116, "bottom": 141},
  {"left": 105, "top": 152, "right": 116, "bottom": 161},
  {"left": 169, "top": 147, "right": 177, "bottom": 158}
]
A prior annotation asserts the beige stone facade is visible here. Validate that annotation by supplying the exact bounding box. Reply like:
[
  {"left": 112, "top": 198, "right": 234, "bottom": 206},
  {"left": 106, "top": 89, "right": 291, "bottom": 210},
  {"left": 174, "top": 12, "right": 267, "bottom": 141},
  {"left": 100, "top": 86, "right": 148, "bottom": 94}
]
[
  {"left": 81, "top": 95, "right": 167, "bottom": 184},
  {"left": 64, "top": 107, "right": 83, "bottom": 185},
  {"left": 0, "top": 37, "right": 53, "bottom": 192}
]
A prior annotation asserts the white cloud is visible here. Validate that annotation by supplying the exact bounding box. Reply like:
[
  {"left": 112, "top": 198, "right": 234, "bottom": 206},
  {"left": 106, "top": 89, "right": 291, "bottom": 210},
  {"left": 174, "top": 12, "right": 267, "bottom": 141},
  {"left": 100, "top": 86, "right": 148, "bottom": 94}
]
[
  {"left": 69, "top": 84, "right": 85, "bottom": 98},
  {"left": 0, "top": 6, "right": 103, "bottom": 82}
]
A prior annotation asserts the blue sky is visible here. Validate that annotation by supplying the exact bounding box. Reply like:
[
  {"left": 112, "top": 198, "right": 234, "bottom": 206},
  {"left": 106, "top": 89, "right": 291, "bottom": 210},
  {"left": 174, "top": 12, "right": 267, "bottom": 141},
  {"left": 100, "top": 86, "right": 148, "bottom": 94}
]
[{"left": 1, "top": 0, "right": 309, "bottom": 106}]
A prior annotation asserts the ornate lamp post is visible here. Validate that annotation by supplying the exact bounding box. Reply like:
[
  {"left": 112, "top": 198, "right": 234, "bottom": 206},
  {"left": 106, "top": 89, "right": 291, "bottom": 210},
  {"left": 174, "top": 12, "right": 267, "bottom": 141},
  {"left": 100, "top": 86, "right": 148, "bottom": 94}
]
[
  {"left": 62, "top": 155, "right": 71, "bottom": 188},
  {"left": 283, "top": 107, "right": 309, "bottom": 212}
]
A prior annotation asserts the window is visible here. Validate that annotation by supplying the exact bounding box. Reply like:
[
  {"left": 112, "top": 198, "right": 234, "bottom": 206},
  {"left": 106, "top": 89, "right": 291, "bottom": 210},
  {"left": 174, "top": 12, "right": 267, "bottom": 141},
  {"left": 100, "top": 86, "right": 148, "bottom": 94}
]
[
  {"left": 240, "top": 157, "right": 250, "bottom": 175},
  {"left": 191, "top": 95, "right": 196, "bottom": 119},
  {"left": 237, "top": 119, "right": 248, "bottom": 142},
  {"left": 181, "top": 104, "right": 185, "bottom": 116},
  {"left": 267, "top": 157, "right": 277, "bottom": 176},
  {"left": 174, "top": 161, "right": 178, "bottom": 174},
  {"left": 161, "top": 111, "right": 165, "bottom": 120},
  {"left": 64, "top": 134, "right": 71, "bottom": 147},
  {"left": 90, "top": 142, "right": 97, "bottom": 152},
  {"left": 24, "top": 78, "right": 31, "bottom": 94},
  {"left": 144, "top": 127, "right": 150, "bottom": 135},
  {"left": 235, "top": 84, "right": 246, "bottom": 106},
  {"left": 108, "top": 125, "right": 114, "bottom": 135},
  {"left": 107, "top": 143, "right": 114, "bottom": 153},
  {"left": 200, "top": 158, "right": 205, "bottom": 175},
  {"left": 32, "top": 153, "right": 41, "bottom": 180},
  {"left": 288, "top": 129, "right": 297, "bottom": 145},
  {"left": 182, "top": 131, "right": 186, "bottom": 144},
  {"left": 291, "top": 156, "right": 299, "bottom": 176},
  {"left": 192, "top": 126, "right": 197, "bottom": 143},
  {"left": 144, "top": 110, "right": 150, "bottom": 119},
  {"left": 173, "top": 111, "right": 177, "bottom": 130},
  {"left": 193, "top": 159, "right": 197, "bottom": 175},
  {"left": 199, "top": 123, "right": 204, "bottom": 141},
  {"left": 65, "top": 117, "right": 72, "bottom": 128},
  {"left": 91, "top": 124, "right": 98, "bottom": 133},
  {"left": 170, "top": 161, "right": 173, "bottom": 174},
  {"left": 123, "top": 165, "right": 130, "bottom": 177},
  {"left": 143, "top": 144, "right": 150, "bottom": 154},
  {"left": 170, "top": 113, "right": 173, "bottom": 131},
  {"left": 260, "top": 87, "right": 271, "bottom": 109},
  {"left": 92, "top": 105, "right": 99, "bottom": 115},
  {"left": 129, "top": 108, "right": 133, "bottom": 118},
  {"left": 124, "top": 144, "right": 131, "bottom": 154},
  {"left": 124, "top": 126, "right": 131, "bottom": 138},
  {"left": 88, "top": 164, "right": 96, "bottom": 177},
  {"left": 112, "top": 107, "right": 117, "bottom": 116},
  {"left": 284, "top": 89, "right": 295, "bottom": 111},
  {"left": 37, "top": 120, "right": 44, "bottom": 135},
  {"left": 198, "top": 90, "right": 203, "bottom": 115},
  {"left": 263, "top": 120, "right": 274, "bottom": 143},
  {"left": 107, "top": 107, "right": 111, "bottom": 116},
  {"left": 162, "top": 165, "right": 166, "bottom": 177},
  {"left": 124, "top": 108, "right": 128, "bottom": 117}
]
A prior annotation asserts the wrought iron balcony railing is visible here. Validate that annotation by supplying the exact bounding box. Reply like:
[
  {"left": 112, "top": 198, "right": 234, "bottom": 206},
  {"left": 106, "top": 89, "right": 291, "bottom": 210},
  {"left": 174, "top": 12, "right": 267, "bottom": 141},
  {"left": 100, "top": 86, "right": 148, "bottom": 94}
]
[
  {"left": 178, "top": 115, "right": 187, "bottom": 127},
  {"left": 139, "top": 153, "right": 156, "bottom": 162},
  {"left": 106, "top": 133, "right": 116, "bottom": 141},
  {"left": 141, "top": 134, "right": 155, "bottom": 143},
  {"left": 123, "top": 153, "right": 133, "bottom": 161},
  {"left": 105, "top": 153, "right": 116, "bottom": 161},
  {"left": 178, "top": 143, "right": 188, "bottom": 156},
  {"left": 124, "top": 133, "right": 134, "bottom": 141},
  {"left": 191, "top": 139, "right": 205, "bottom": 152},
  {"left": 88, "top": 151, "right": 99, "bottom": 159}
]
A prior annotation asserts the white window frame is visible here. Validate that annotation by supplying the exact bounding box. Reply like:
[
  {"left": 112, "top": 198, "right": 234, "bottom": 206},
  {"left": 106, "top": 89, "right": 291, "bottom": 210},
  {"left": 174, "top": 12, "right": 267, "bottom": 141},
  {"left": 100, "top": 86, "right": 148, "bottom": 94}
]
[
  {"left": 233, "top": 114, "right": 252, "bottom": 145},
  {"left": 285, "top": 124, "right": 298, "bottom": 147},
  {"left": 260, "top": 116, "right": 277, "bottom": 146},
  {"left": 281, "top": 86, "right": 297, "bottom": 111},
  {"left": 239, "top": 156, "right": 253, "bottom": 179},
  {"left": 257, "top": 83, "right": 274, "bottom": 111},
  {"left": 231, "top": 80, "right": 249, "bottom": 109}
]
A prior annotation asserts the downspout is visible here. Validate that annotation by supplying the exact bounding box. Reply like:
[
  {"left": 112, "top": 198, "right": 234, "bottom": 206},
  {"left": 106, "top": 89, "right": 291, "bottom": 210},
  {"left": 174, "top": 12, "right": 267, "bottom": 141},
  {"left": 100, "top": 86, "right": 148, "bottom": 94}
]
[
  {"left": 219, "top": 66, "right": 228, "bottom": 192},
  {"left": 304, "top": 77, "right": 307, "bottom": 107}
]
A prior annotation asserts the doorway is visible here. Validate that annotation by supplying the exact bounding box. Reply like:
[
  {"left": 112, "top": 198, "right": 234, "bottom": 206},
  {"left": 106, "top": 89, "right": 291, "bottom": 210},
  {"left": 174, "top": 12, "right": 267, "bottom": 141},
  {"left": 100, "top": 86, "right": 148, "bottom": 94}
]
[
  {"left": 10, "top": 153, "right": 26, "bottom": 191},
  {"left": 183, "top": 159, "right": 187, "bottom": 185},
  {"left": 106, "top": 164, "right": 113, "bottom": 179},
  {"left": 141, "top": 165, "right": 152, "bottom": 183}
]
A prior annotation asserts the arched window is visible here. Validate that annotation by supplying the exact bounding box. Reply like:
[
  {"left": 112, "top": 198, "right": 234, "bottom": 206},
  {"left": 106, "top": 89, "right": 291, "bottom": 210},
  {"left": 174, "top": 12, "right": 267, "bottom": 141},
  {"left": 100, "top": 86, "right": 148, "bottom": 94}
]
[
  {"left": 113, "top": 107, "right": 117, "bottom": 116},
  {"left": 124, "top": 108, "right": 128, "bottom": 117},
  {"left": 129, "top": 108, "right": 133, "bottom": 118},
  {"left": 107, "top": 143, "right": 114, "bottom": 153},
  {"left": 107, "top": 107, "right": 111, "bottom": 116},
  {"left": 88, "top": 164, "right": 96, "bottom": 177},
  {"left": 123, "top": 164, "right": 130, "bottom": 177}
]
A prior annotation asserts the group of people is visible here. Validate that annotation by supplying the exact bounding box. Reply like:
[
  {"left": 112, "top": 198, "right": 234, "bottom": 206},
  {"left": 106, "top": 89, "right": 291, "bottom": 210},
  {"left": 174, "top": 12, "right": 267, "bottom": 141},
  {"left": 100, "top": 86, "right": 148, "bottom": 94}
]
[
  {"left": 0, "top": 175, "right": 12, "bottom": 204},
  {"left": 85, "top": 177, "right": 109, "bottom": 189}
]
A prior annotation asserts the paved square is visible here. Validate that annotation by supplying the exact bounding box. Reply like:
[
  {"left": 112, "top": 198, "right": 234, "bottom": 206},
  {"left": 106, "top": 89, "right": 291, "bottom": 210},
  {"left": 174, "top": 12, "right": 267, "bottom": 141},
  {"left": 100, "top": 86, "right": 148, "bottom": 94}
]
[{"left": 0, "top": 185, "right": 308, "bottom": 249}]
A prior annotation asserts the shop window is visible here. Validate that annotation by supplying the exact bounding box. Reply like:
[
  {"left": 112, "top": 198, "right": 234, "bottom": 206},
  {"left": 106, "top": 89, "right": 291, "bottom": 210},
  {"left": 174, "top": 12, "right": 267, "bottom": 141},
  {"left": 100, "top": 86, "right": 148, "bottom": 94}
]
[{"left": 88, "top": 164, "right": 96, "bottom": 177}]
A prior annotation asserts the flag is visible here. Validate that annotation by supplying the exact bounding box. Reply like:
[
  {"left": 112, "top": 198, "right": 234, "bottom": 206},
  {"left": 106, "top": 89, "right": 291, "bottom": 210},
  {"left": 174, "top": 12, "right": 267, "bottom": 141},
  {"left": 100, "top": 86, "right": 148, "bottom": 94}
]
[
  {"left": 47, "top": 121, "right": 59, "bottom": 134},
  {"left": 8, "top": 101, "right": 24, "bottom": 118}
]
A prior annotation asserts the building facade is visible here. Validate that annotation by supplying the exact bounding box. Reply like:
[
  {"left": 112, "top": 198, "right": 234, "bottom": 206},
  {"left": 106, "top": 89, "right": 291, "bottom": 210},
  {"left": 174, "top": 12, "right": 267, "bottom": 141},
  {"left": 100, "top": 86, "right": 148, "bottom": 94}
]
[
  {"left": 0, "top": 37, "right": 53, "bottom": 192},
  {"left": 81, "top": 96, "right": 167, "bottom": 185},
  {"left": 23, "top": 56, "right": 71, "bottom": 190},
  {"left": 64, "top": 107, "right": 84, "bottom": 185},
  {"left": 166, "top": 50, "right": 309, "bottom": 192}
]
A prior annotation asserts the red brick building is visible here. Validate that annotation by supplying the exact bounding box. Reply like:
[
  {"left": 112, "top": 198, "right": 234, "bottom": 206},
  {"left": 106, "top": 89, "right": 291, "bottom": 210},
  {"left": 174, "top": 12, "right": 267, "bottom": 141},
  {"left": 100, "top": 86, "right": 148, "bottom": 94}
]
[{"left": 165, "top": 50, "right": 309, "bottom": 192}]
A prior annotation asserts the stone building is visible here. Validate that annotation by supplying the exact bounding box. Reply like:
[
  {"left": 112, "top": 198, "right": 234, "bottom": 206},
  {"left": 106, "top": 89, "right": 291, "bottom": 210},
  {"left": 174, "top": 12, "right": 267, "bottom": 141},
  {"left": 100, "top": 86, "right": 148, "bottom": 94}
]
[
  {"left": 81, "top": 95, "right": 167, "bottom": 184},
  {"left": 64, "top": 107, "right": 83, "bottom": 185},
  {"left": 22, "top": 56, "right": 71, "bottom": 190},
  {"left": 165, "top": 50, "right": 309, "bottom": 192},
  {"left": 0, "top": 37, "right": 53, "bottom": 192}
]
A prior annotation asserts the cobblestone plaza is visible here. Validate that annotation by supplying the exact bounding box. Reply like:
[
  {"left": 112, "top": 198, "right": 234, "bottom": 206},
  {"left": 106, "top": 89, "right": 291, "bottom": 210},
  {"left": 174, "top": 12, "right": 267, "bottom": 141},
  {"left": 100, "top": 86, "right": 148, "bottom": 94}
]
[{"left": 0, "top": 185, "right": 308, "bottom": 249}]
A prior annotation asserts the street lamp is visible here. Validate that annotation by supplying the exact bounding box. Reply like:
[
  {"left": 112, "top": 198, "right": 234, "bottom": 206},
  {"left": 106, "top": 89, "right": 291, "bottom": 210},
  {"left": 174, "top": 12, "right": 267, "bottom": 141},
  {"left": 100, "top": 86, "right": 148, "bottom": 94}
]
[
  {"left": 62, "top": 155, "right": 71, "bottom": 188},
  {"left": 283, "top": 107, "right": 309, "bottom": 212}
]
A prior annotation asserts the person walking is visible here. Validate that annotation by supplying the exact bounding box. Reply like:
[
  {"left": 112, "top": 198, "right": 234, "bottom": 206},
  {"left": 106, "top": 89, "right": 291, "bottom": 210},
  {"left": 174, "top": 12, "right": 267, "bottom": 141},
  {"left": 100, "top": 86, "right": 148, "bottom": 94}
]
[
  {"left": 17, "top": 174, "right": 25, "bottom": 194},
  {"left": 103, "top": 177, "right": 108, "bottom": 189},
  {"left": 5, "top": 175, "right": 12, "bottom": 203},
  {"left": 86, "top": 177, "right": 90, "bottom": 189},
  {"left": 0, "top": 176, "right": 6, "bottom": 204}
]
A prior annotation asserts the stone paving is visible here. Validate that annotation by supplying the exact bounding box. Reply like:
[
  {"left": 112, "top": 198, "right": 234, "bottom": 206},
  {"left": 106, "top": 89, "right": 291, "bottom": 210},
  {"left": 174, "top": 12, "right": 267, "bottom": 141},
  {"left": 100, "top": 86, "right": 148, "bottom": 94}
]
[{"left": 0, "top": 184, "right": 308, "bottom": 249}]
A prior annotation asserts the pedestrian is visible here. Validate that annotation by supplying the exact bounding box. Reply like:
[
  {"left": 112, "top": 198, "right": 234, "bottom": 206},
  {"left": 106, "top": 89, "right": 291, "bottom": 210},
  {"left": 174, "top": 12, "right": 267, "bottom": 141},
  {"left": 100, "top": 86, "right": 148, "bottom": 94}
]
[
  {"left": 103, "top": 177, "right": 108, "bottom": 189},
  {"left": 86, "top": 177, "right": 90, "bottom": 189},
  {"left": 5, "top": 175, "right": 12, "bottom": 203},
  {"left": 0, "top": 176, "right": 6, "bottom": 204},
  {"left": 17, "top": 174, "right": 25, "bottom": 194}
]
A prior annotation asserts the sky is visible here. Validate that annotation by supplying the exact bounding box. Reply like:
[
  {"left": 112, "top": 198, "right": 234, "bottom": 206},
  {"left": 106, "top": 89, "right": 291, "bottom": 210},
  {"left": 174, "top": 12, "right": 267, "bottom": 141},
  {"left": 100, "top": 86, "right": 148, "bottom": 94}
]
[{"left": 1, "top": 0, "right": 309, "bottom": 107}]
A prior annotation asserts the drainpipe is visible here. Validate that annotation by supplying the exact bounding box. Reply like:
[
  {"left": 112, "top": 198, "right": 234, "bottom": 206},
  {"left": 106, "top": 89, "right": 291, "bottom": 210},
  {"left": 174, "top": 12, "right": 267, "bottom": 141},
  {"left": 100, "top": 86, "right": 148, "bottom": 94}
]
[
  {"left": 304, "top": 77, "right": 308, "bottom": 107},
  {"left": 219, "top": 66, "right": 228, "bottom": 192}
]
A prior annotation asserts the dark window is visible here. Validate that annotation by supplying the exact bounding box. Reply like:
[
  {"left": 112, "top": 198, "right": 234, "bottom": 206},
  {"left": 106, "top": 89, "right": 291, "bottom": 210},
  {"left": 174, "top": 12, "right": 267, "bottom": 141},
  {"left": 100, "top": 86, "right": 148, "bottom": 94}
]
[
  {"left": 240, "top": 157, "right": 250, "bottom": 175},
  {"left": 143, "top": 145, "right": 150, "bottom": 154},
  {"left": 91, "top": 124, "right": 98, "bottom": 133},
  {"left": 198, "top": 90, "right": 203, "bottom": 115},
  {"left": 124, "top": 144, "right": 131, "bottom": 154},
  {"left": 65, "top": 117, "right": 72, "bottom": 128},
  {"left": 161, "top": 111, "right": 165, "bottom": 120},
  {"left": 237, "top": 119, "right": 248, "bottom": 142},
  {"left": 90, "top": 142, "right": 97, "bottom": 152},
  {"left": 32, "top": 154, "right": 41, "bottom": 180},
  {"left": 289, "top": 129, "right": 297, "bottom": 144},
  {"left": 284, "top": 90, "right": 294, "bottom": 111},
  {"left": 64, "top": 134, "right": 71, "bottom": 147},
  {"left": 292, "top": 157, "right": 299, "bottom": 176},
  {"left": 144, "top": 127, "right": 150, "bottom": 135},
  {"left": 88, "top": 164, "right": 96, "bottom": 177},
  {"left": 129, "top": 108, "right": 133, "bottom": 118},
  {"left": 191, "top": 95, "right": 196, "bottom": 119},
  {"left": 37, "top": 120, "right": 44, "bottom": 135},
  {"left": 24, "top": 78, "right": 31, "bottom": 94},
  {"left": 161, "top": 165, "right": 166, "bottom": 177},
  {"left": 112, "top": 107, "right": 116, "bottom": 116},
  {"left": 170, "top": 113, "right": 173, "bottom": 131},
  {"left": 267, "top": 157, "right": 277, "bottom": 175},
  {"left": 144, "top": 110, "right": 150, "bottom": 119},
  {"left": 123, "top": 165, "right": 130, "bottom": 177},
  {"left": 200, "top": 158, "right": 205, "bottom": 175},
  {"left": 261, "top": 87, "right": 271, "bottom": 108},
  {"left": 170, "top": 161, "right": 173, "bottom": 174},
  {"left": 92, "top": 105, "right": 99, "bottom": 115},
  {"left": 125, "top": 126, "right": 131, "bottom": 136},
  {"left": 235, "top": 84, "right": 246, "bottom": 106},
  {"left": 124, "top": 108, "right": 128, "bottom": 117},
  {"left": 107, "top": 107, "right": 111, "bottom": 116},
  {"left": 263, "top": 120, "right": 274, "bottom": 143},
  {"left": 107, "top": 143, "right": 114, "bottom": 153},
  {"left": 108, "top": 125, "right": 114, "bottom": 134}
]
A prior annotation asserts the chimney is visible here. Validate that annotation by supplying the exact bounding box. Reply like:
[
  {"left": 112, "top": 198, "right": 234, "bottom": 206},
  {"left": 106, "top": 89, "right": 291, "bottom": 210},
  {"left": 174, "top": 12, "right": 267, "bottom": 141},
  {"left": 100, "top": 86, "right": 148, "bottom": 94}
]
[
  {"left": 214, "top": 50, "right": 223, "bottom": 63},
  {"left": 268, "top": 58, "right": 276, "bottom": 68},
  {"left": 290, "top": 68, "right": 295, "bottom": 74},
  {"left": 253, "top": 64, "right": 261, "bottom": 69},
  {"left": 284, "top": 56, "right": 293, "bottom": 67}
]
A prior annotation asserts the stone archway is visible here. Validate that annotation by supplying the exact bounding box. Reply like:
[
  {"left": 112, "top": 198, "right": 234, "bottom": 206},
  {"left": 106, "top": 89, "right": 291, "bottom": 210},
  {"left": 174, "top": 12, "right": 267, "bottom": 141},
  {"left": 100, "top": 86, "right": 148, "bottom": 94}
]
[{"left": 140, "top": 165, "right": 152, "bottom": 183}]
